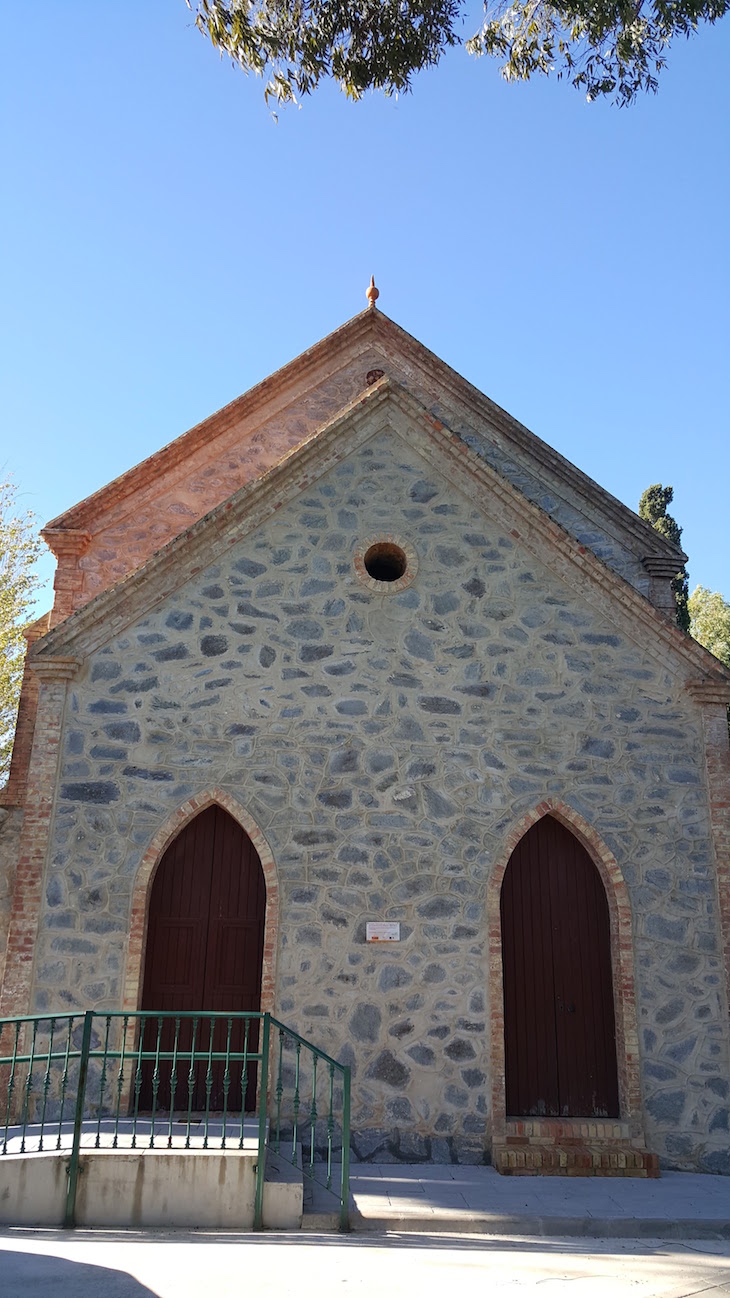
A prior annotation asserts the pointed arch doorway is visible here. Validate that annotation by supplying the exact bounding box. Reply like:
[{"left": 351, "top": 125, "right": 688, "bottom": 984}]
[
  {"left": 139, "top": 804, "right": 266, "bottom": 1112},
  {"left": 500, "top": 814, "right": 620, "bottom": 1118}
]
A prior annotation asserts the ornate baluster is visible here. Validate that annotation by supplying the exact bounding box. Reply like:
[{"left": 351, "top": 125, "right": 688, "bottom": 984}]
[
  {"left": 326, "top": 1062, "right": 335, "bottom": 1191},
  {"left": 56, "top": 1018, "right": 73, "bottom": 1150},
  {"left": 203, "top": 1018, "right": 214, "bottom": 1150},
  {"left": 221, "top": 1017, "right": 233, "bottom": 1149},
  {"left": 340, "top": 1064, "right": 351, "bottom": 1232},
  {"left": 275, "top": 1029, "right": 284, "bottom": 1155},
  {"left": 167, "top": 1017, "right": 181, "bottom": 1149},
  {"left": 238, "top": 1020, "right": 250, "bottom": 1150},
  {"left": 308, "top": 1054, "right": 318, "bottom": 1178},
  {"left": 112, "top": 1016, "right": 129, "bottom": 1149},
  {"left": 20, "top": 1019, "right": 39, "bottom": 1154},
  {"left": 185, "top": 1017, "right": 199, "bottom": 1149},
  {"left": 2, "top": 1021, "right": 22, "bottom": 1155},
  {"left": 95, "top": 1016, "right": 112, "bottom": 1148},
  {"left": 38, "top": 1017, "right": 56, "bottom": 1152},
  {"left": 292, "top": 1040, "right": 301, "bottom": 1166},
  {"left": 131, "top": 1016, "right": 145, "bottom": 1150},
  {"left": 149, "top": 1017, "right": 163, "bottom": 1148}
]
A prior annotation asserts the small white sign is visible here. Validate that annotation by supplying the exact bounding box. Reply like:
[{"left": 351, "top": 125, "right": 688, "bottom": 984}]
[{"left": 366, "top": 922, "right": 401, "bottom": 943}]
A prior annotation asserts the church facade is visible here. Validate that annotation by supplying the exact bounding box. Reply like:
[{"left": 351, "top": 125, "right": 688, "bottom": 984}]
[{"left": 1, "top": 302, "right": 729, "bottom": 1174}]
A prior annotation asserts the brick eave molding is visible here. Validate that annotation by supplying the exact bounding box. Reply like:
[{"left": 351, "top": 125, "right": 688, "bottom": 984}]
[{"left": 28, "top": 657, "right": 81, "bottom": 680}]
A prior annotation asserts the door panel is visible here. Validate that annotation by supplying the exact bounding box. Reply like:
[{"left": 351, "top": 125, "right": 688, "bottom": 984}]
[
  {"left": 139, "top": 805, "right": 266, "bottom": 1113},
  {"left": 501, "top": 815, "right": 619, "bottom": 1119}
]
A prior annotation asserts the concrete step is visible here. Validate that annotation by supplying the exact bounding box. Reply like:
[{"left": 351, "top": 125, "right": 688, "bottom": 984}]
[
  {"left": 262, "top": 1145, "right": 304, "bottom": 1229},
  {"left": 301, "top": 1169, "right": 344, "bottom": 1232},
  {"left": 263, "top": 1146, "right": 347, "bottom": 1231}
]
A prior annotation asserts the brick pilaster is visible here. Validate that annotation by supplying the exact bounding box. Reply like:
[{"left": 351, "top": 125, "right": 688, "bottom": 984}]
[
  {"left": 642, "top": 555, "right": 683, "bottom": 622},
  {"left": 42, "top": 528, "right": 91, "bottom": 626},
  {"left": 0, "top": 658, "right": 79, "bottom": 1017},
  {"left": 0, "top": 613, "right": 52, "bottom": 811}
]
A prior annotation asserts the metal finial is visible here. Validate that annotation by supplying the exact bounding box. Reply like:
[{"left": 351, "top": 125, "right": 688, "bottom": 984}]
[{"left": 366, "top": 275, "right": 380, "bottom": 308}]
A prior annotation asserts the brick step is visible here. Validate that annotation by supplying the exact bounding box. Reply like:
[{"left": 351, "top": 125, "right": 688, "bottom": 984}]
[
  {"left": 494, "top": 1142, "right": 660, "bottom": 1177},
  {"left": 505, "top": 1119, "right": 635, "bottom": 1143}
]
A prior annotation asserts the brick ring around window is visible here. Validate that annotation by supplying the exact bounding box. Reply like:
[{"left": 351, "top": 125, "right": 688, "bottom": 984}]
[{"left": 353, "top": 535, "right": 418, "bottom": 593}]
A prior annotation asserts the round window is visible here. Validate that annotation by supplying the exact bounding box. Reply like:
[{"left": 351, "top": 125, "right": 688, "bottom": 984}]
[
  {"left": 354, "top": 535, "right": 418, "bottom": 592},
  {"left": 364, "top": 542, "right": 407, "bottom": 583}
]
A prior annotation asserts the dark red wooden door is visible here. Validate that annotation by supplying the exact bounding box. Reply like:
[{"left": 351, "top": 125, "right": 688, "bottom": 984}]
[
  {"left": 501, "top": 815, "right": 619, "bottom": 1118},
  {"left": 140, "top": 806, "right": 266, "bottom": 1112}
]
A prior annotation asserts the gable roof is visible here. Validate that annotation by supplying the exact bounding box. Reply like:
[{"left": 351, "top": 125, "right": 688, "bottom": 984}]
[
  {"left": 43, "top": 308, "right": 685, "bottom": 580},
  {"left": 32, "top": 376, "right": 729, "bottom": 695}
]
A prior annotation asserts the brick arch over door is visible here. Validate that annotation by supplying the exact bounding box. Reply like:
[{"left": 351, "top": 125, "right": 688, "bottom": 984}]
[
  {"left": 124, "top": 789, "right": 279, "bottom": 1016},
  {"left": 487, "top": 799, "right": 641, "bottom": 1143}
]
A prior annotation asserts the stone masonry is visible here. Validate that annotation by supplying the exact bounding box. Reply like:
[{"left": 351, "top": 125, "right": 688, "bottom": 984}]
[{"left": 18, "top": 429, "right": 730, "bottom": 1171}]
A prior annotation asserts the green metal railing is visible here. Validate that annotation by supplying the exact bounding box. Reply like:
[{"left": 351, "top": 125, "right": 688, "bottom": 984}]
[
  {"left": 269, "top": 1016, "right": 351, "bottom": 1230},
  {"left": 0, "top": 1010, "right": 351, "bottom": 1230}
]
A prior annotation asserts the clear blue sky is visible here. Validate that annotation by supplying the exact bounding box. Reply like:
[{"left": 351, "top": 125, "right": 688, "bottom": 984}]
[{"left": 2, "top": 2, "right": 728, "bottom": 610}]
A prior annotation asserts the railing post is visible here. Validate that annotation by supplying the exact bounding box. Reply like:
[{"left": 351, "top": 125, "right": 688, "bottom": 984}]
[
  {"left": 340, "top": 1065, "right": 351, "bottom": 1232},
  {"left": 64, "top": 1010, "right": 93, "bottom": 1229},
  {"left": 253, "top": 1012, "right": 270, "bottom": 1230}
]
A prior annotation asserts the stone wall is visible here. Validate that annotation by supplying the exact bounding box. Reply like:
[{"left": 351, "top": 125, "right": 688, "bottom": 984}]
[{"left": 19, "top": 430, "right": 730, "bottom": 1170}]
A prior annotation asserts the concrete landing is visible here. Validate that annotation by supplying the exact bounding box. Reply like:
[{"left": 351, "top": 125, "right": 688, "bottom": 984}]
[
  {"left": 1, "top": 1118, "right": 260, "bottom": 1154},
  {"left": 303, "top": 1163, "right": 730, "bottom": 1239}
]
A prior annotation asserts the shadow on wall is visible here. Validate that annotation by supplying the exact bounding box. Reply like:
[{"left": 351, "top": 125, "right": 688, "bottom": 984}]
[{"left": 1, "top": 1250, "right": 159, "bottom": 1298}]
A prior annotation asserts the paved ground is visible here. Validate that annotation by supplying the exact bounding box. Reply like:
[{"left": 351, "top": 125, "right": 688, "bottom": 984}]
[
  {"left": 305, "top": 1163, "right": 730, "bottom": 1237},
  {"left": 2, "top": 1229, "right": 730, "bottom": 1297},
  {"left": 3, "top": 1165, "right": 730, "bottom": 1293}
]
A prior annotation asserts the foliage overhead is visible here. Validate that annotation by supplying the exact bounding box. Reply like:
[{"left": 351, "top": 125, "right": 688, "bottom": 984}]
[
  {"left": 190, "top": 0, "right": 729, "bottom": 107},
  {"left": 0, "top": 477, "right": 43, "bottom": 786},
  {"left": 638, "top": 483, "right": 690, "bottom": 633},
  {"left": 688, "top": 585, "right": 730, "bottom": 669}
]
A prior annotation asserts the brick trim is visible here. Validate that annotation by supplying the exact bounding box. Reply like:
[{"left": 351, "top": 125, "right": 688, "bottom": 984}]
[
  {"left": 353, "top": 534, "right": 418, "bottom": 593},
  {"left": 0, "top": 676, "right": 70, "bottom": 1018},
  {"left": 0, "top": 613, "right": 53, "bottom": 811},
  {"left": 122, "top": 789, "right": 280, "bottom": 1016},
  {"left": 488, "top": 798, "right": 643, "bottom": 1147}
]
